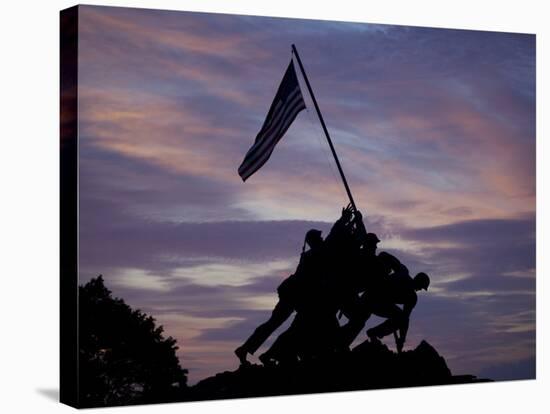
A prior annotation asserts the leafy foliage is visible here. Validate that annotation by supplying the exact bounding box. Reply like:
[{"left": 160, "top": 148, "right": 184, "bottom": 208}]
[{"left": 78, "top": 275, "right": 188, "bottom": 407}]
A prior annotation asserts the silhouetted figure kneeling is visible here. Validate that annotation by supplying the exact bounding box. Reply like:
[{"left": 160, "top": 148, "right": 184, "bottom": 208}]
[{"left": 364, "top": 270, "right": 430, "bottom": 352}]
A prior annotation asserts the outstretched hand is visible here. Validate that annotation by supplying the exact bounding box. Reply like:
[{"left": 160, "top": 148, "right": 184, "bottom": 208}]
[{"left": 341, "top": 203, "right": 354, "bottom": 222}]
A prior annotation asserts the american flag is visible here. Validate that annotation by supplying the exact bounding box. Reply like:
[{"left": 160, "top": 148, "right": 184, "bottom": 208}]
[{"left": 238, "top": 60, "right": 306, "bottom": 181}]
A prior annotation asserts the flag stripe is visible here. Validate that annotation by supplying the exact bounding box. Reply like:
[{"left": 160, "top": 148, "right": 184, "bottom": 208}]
[
  {"left": 240, "top": 100, "right": 305, "bottom": 181},
  {"left": 238, "top": 60, "right": 306, "bottom": 181},
  {"left": 239, "top": 93, "right": 304, "bottom": 179},
  {"left": 239, "top": 102, "right": 305, "bottom": 181},
  {"left": 239, "top": 89, "right": 303, "bottom": 172},
  {"left": 239, "top": 95, "right": 305, "bottom": 179},
  {"left": 240, "top": 89, "right": 300, "bottom": 163},
  {"left": 241, "top": 87, "right": 301, "bottom": 162},
  {"left": 258, "top": 87, "right": 301, "bottom": 137}
]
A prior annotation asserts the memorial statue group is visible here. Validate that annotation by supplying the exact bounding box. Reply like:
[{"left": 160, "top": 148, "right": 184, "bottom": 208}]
[{"left": 235, "top": 205, "right": 430, "bottom": 366}]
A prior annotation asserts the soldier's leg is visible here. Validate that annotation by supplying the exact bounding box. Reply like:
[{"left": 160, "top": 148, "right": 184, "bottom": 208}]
[
  {"left": 259, "top": 316, "right": 301, "bottom": 365},
  {"left": 318, "top": 312, "right": 343, "bottom": 356},
  {"left": 235, "top": 299, "right": 294, "bottom": 363},
  {"left": 338, "top": 293, "right": 371, "bottom": 348},
  {"left": 366, "top": 303, "right": 405, "bottom": 340}
]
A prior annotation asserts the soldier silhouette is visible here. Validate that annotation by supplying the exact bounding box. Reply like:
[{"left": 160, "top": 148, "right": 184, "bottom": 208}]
[
  {"left": 364, "top": 269, "right": 430, "bottom": 352},
  {"left": 234, "top": 227, "right": 326, "bottom": 365},
  {"left": 336, "top": 209, "right": 428, "bottom": 350},
  {"left": 251, "top": 206, "right": 356, "bottom": 366},
  {"left": 336, "top": 211, "right": 391, "bottom": 348}
]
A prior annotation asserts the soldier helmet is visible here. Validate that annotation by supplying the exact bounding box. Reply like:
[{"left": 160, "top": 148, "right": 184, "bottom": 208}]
[
  {"left": 305, "top": 229, "right": 323, "bottom": 245},
  {"left": 414, "top": 272, "right": 430, "bottom": 291},
  {"left": 363, "top": 232, "right": 381, "bottom": 245}
]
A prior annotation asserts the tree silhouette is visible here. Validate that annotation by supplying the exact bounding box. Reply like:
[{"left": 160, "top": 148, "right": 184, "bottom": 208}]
[{"left": 78, "top": 275, "right": 188, "bottom": 407}]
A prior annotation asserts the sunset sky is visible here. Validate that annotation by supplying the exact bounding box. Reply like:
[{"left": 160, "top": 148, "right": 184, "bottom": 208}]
[{"left": 77, "top": 5, "right": 535, "bottom": 384}]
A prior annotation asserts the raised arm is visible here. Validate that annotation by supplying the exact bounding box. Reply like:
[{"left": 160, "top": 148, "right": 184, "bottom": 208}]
[{"left": 326, "top": 204, "right": 354, "bottom": 243}]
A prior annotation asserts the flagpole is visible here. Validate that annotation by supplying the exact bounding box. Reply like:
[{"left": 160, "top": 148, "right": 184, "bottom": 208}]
[{"left": 291, "top": 44, "right": 358, "bottom": 212}]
